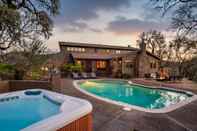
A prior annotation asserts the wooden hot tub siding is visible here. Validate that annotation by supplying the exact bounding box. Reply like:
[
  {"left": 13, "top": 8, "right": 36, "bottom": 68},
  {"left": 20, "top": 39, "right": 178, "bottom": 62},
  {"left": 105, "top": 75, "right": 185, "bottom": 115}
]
[{"left": 57, "top": 113, "right": 92, "bottom": 131}]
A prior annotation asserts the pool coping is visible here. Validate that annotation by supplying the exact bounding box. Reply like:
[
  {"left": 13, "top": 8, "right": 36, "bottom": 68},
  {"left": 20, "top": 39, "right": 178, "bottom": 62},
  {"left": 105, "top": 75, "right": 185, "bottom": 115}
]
[
  {"left": 73, "top": 79, "right": 197, "bottom": 113},
  {"left": 0, "top": 89, "right": 92, "bottom": 131}
]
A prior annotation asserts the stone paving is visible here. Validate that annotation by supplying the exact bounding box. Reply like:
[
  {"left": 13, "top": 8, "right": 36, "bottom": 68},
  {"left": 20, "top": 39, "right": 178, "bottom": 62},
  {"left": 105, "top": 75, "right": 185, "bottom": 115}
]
[{"left": 53, "top": 78, "right": 197, "bottom": 131}]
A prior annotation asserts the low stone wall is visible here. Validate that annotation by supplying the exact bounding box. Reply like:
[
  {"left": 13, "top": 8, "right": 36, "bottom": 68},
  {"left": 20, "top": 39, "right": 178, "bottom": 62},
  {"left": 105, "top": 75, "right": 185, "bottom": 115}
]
[{"left": 0, "top": 80, "right": 52, "bottom": 93}]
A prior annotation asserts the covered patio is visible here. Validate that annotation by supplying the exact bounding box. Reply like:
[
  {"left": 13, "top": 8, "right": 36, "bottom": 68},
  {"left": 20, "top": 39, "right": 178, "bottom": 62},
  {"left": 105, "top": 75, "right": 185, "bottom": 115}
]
[{"left": 71, "top": 53, "right": 113, "bottom": 76}]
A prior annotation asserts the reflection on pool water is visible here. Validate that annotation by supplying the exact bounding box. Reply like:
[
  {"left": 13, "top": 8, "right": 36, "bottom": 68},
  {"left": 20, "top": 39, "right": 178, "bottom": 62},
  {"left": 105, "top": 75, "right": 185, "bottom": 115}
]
[{"left": 79, "top": 80, "right": 192, "bottom": 109}]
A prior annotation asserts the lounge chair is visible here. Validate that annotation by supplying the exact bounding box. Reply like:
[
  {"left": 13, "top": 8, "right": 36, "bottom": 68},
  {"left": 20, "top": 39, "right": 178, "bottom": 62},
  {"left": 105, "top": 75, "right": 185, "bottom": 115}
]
[
  {"left": 72, "top": 72, "right": 80, "bottom": 79},
  {"left": 89, "top": 72, "right": 96, "bottom": 79},
  {"left": 81, "top": 72, "right": 88, "bottom": 79}
]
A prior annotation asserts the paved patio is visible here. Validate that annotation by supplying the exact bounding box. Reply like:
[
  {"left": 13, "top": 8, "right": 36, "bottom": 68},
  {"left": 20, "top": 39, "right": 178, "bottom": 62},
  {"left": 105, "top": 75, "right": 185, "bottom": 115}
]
[{"left": 52, "top": 78, "right": 197, "bottom": 131}]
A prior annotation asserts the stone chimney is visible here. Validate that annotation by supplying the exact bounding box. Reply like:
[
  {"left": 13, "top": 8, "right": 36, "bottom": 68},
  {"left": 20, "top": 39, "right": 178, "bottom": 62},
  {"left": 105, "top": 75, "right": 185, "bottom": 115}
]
[
  {"left": 139, "top": 33, "right": 146, "bottom": 53},
  {"left": 138, "top": 33, "right": 148, "bottom": 77}
]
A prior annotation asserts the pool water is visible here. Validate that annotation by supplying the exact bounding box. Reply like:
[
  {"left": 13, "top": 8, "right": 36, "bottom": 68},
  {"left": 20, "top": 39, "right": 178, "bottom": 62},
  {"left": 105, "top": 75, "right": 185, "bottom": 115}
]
[
  {"left": 0, "top": 96, "right": 60, "bottom": 131},
  {"left": 79, "top": 80, "right": 192, "bottom": 109}
]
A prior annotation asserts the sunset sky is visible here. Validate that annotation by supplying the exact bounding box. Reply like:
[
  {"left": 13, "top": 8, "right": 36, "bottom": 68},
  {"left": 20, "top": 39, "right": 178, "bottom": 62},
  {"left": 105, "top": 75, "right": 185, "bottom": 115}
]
[{"left": 46, "top": 0, "right": 173, "bottom": 51}]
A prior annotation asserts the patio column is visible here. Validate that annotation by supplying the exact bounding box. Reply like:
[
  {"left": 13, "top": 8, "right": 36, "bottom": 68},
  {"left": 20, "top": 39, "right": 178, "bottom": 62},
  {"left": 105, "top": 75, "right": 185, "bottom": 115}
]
[{"left": 92, "top": 61, "right": 96, "bottom": 73}]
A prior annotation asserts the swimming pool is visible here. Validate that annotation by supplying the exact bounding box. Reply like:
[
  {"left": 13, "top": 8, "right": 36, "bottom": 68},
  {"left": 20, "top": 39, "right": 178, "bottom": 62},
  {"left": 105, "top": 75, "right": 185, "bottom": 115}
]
[
  {"left": 74, "top": 79, "right": 197, "bottom": 113},
  {"left": 0, "top": 89, "right": 92, "bottom": 131}
]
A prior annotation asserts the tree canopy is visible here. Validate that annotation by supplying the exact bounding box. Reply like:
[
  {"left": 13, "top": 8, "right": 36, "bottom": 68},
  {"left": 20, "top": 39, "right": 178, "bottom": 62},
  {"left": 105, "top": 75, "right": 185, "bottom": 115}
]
[
  {"left": 151, "top": 0, "right": 197, "bottom": 37},
  {"left": 137, "top": 30, "right": 167, "bottom": 60},
  {"left": 0, "top": 0, "right": 60, "bottom": 50}
]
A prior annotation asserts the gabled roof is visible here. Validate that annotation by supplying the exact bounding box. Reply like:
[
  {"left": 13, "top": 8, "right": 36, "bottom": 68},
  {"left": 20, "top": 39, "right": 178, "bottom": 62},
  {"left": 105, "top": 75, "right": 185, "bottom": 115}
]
[
  {"left": 59, "top": 41, "right": 160, "bottom": 60},
  {"left": 59, "top": 41, "right": 139, "bottom": 51}
]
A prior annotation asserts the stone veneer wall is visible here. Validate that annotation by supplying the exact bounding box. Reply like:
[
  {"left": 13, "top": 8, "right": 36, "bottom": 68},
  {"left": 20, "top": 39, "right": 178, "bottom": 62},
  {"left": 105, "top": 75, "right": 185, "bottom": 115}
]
[
  {"left": 121, "top": 53, "right": 137, "bottom": 77},
  {"left": 137, "top": 52, "right": 160, "bottom": 78},
  {"left": 138, "top": 51, "right": 149, "bottom": 77},
  {"left": 0, "top": 80, "right": 52, "bottom": 93}
]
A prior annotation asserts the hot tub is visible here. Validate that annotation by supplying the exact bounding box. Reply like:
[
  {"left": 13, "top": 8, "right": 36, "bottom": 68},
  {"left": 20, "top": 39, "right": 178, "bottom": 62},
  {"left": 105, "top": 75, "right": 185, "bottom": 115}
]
[{"left": 0, "top": 89, "right": 93, "bottom": 131}]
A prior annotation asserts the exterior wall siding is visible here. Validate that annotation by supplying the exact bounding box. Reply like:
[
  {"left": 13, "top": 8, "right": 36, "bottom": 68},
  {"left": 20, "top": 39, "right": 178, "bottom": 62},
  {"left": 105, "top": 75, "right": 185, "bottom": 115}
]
[
  {"left": 138, "top": 52, "right": 160, "bottom": 77},
  {"left": 122, "top": 54, "right": 137, "bottom": 77}
]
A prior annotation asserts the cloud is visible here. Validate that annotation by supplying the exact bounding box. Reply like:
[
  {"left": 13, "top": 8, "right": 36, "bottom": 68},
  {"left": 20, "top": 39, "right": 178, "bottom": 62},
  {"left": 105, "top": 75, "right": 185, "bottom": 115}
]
[
  {"left": 63, "top": 21, "right": 102, "bottom": 33},
  {"left": 60, "top": 0, "right": 130, "bottom": 22},
  {"left": 106, "top": 16, "right": 167, "bottom": 35},
  {"left": 55, "top": 0, "right": 130, "bottom": 32},
  {"left": 63, "top": 22, "right": 88, "bottom": 32}
]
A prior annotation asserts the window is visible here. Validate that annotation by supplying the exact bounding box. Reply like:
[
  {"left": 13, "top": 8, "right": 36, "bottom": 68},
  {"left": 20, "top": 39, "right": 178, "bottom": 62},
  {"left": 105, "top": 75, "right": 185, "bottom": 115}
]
[
  {"left": 82, "top": 48, "right": 85, "bottom": 52},
  {"left": 96, "top": 61, "right": 106, "bottom": 69},
  {"left": 106, "top": 49, "right": 110, "bottom": 53},
  {"left": 150, "top": 62, "right": 157, "bottom": 69},
  {"left": 76, "top": 60, "right": 82, "bottom": 65},
  {"left": 67, "top": 47, "right": 71, "bottom": 51},
  {"left": 116, "top": 50, "right": 121, "bottom": 54},
  {"left": 71, "top": 47, "right": 74, "bottom": 51},
  {"left": 66, "top": 47, "right": 85, "bottom": 52},
  {"left": 154, "top": 63, "right": 157, "bottom": 68},
  {"left": 126, "top": 63, "right": 133, "bottom": 68}
]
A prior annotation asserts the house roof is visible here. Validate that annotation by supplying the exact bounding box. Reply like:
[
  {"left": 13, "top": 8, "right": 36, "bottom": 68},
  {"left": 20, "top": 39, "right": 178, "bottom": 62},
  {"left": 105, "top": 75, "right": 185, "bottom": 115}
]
[
  {"left": 59, "top": 41, "right": 139, "bottom": 51},
  {"left": 59, "top": 41, "right": 160, "bottom": 60}
]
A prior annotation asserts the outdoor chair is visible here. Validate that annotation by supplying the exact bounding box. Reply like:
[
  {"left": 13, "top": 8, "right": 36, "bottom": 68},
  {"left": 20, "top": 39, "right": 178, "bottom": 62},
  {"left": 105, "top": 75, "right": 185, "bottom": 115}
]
[
  {"left": 81, "top": 72, "right": 88, "bottom": 79},
  {"left": 89, "top": 72, "right": 96, "bottom": 79},
  {"left": 72, "top": 72, "right": 80, "bottom": 79}
]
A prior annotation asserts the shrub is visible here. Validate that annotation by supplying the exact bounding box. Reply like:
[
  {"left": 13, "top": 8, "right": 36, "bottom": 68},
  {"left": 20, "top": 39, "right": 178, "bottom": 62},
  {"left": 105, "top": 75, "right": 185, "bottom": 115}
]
[
  {"left": 0, "top": 63, "right": 15, "bottom": 80},
  {"left": 61, "top": 64, "right": 82, "bottom": 77},
  {"left": 62, "top": 64, "right": 72, "bottom": 73},
  {"left": 30, "top": 71, "right": 42, "bottom": 80},
  {"left": 62, "top": 64, "right": 82, "bottom": 73},
  {"left": 0, "top": 63, "right": 15, "bottom": 73},
  {"left": 70, "top": 64, "right": 82, "bottom": 72},
  {"left": 25, "top": 68, "right": 43, "bottom": 80}
]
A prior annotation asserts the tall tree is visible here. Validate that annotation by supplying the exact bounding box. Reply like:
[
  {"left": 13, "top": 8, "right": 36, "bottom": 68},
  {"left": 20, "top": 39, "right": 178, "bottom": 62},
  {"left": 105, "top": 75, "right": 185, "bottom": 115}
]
[
  {"left": 0, "top": 0, "right": 60, "bottom": 50},
  {"left": 185, "top": 56, "right": 197, "bottom": 81},
  {"left": 168, "top": 36, "right": 197, "bottom": 76},
  {"left": 15, "top": 38, "right": 47, "bottom": 70},
  {"left": 137, "top": 30, "right": 167, "bottom": 60},
  {"left": 5, "top": 38, "right": 48, "bottom": 79},
  {"left": 150, "top": 0, "right": 197, "bottom": 37}
]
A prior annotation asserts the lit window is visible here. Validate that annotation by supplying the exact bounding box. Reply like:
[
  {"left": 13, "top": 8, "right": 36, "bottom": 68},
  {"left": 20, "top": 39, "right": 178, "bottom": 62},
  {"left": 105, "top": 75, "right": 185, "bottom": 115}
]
[
  {"left": 70, "top": 47, "right": 74, "bottom": 51},
  {"left": 67, "top": 47, "right": 70, "bottom": 51},
  {"left": 96, "top": 61, "right": 106, "bottom": 69},
  {"left": 76, "top": 60, "right": 81, "bottom": 65},
  {"left": 82, "top": 48, "right": 85, "bottom": 52},
  {"left": 106, "top": 49, "right": 110, "bottom": 53},
  {"left": 116, "top": 50, "right": 121, "bottom": 54}
]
